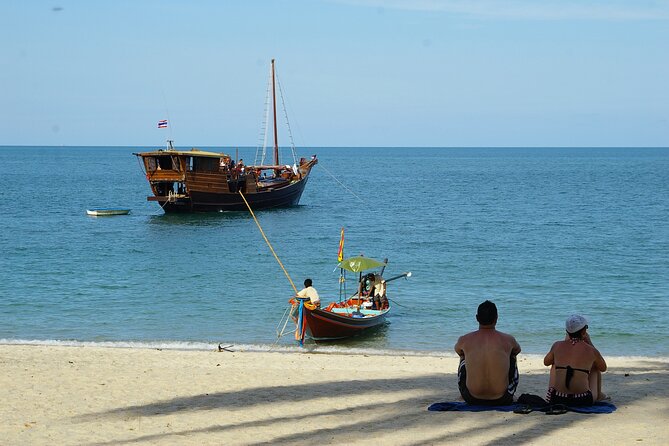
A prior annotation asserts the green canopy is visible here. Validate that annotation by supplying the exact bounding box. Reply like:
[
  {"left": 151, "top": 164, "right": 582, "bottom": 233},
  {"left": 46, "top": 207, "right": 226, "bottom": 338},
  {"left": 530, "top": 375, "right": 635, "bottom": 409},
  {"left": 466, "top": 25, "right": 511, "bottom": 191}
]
[{"left": 337, "top": 256, "right": 387, "bottom": 273}]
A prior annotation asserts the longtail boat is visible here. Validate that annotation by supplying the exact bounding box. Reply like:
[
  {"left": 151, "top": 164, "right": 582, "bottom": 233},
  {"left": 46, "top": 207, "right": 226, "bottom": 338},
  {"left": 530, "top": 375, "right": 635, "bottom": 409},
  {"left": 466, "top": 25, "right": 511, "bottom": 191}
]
[
  {"left": 288, "top": 256, "right": 411, "bottom": 343},
  {"left": 133, "top": 60, "right": 317, "bottom": 213}
]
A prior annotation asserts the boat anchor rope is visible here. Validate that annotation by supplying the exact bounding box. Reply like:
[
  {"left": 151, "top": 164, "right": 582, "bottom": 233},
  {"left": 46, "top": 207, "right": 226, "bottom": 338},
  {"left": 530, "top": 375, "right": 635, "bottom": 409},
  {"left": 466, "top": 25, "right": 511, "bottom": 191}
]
[
  {"left": 238, "top": 191, "right": 298, "bottom": 294},
  {"left": 238, "top": 191, "right": 308, "bottom": 346}
]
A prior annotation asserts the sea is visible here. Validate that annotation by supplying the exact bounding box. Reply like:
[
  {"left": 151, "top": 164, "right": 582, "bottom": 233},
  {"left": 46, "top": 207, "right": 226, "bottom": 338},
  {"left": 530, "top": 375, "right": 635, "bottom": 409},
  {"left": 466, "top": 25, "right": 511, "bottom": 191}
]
[{"left": 0, "top": 146, "right": 667, "bottom": 357}]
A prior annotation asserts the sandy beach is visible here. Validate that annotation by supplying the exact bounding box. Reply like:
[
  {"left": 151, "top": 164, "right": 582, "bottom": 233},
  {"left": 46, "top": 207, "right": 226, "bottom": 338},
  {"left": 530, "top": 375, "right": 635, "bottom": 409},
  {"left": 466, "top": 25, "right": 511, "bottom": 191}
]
[{"left": 1, "top": 344, "right": 667, "bottom": 445}]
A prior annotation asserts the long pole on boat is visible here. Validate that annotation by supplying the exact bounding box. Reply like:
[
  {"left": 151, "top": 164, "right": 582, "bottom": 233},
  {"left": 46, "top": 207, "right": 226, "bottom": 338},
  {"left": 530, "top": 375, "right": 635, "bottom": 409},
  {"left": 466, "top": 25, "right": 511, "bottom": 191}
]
[
  {"left": 338, "top": 227, "right": 345, "bottom": 301},
  {"left": 271, "top": 59, "right": 280, "bottom": 167},
  {"left": 383, "top": 271, "right": 412, "bottom": 283},
  {"left": 238, "top": 191, "right": 298, "bottom": 294},
  {"left": 380, "top": 258, "right": 389, "bottom": 276}
]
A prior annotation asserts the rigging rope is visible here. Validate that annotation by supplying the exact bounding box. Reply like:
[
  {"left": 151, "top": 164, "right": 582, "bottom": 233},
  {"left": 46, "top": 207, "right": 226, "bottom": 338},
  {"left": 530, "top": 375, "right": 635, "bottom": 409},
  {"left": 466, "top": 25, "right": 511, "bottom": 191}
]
[
  {"left": 318, "top": 163, "right": 368, "bottom": 205},
  {"left": 238, "top": 191, "right": 299, "bottom": 294},
  {"left": 136, "top": 156, "right": 169, "bottom": 215},
  {"left": 135, "top": 156, "right": 146, "bottom": 177}
]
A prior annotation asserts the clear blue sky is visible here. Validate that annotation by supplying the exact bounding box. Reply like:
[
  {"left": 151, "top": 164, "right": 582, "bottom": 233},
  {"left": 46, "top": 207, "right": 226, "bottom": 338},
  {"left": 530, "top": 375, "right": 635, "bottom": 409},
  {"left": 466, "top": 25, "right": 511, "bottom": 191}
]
[{"left": 1, "top": 0, "right": 667, "bottom": 147}]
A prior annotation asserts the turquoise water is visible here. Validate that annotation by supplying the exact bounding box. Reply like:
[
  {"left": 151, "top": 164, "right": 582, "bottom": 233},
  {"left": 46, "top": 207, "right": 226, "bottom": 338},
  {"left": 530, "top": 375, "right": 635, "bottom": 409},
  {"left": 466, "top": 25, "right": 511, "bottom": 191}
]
[{"left": 0, "top": 146, "right": 667, "bottom": 356}]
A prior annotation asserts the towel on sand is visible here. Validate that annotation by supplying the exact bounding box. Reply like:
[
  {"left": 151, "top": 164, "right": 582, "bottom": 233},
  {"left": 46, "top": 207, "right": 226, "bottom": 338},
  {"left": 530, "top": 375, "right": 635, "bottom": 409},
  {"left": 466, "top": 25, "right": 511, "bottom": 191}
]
[{"left": 427, "top": 401, "right": 616, "bottom": 414}]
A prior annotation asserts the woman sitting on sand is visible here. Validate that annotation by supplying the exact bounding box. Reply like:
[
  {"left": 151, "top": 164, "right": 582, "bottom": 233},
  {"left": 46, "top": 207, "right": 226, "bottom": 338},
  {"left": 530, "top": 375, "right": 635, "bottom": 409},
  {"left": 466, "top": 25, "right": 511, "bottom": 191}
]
[{"left": 543, "top": 314, "right": 607, "bottom": 406}]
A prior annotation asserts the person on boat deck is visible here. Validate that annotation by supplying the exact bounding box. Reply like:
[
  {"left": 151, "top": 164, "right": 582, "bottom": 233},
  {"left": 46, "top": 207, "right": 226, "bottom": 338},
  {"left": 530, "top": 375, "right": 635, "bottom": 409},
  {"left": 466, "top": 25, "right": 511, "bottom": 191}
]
[
  {"left": 360, "top": 274, "right": 374, "bottom": 297},
  {"left": 372, "top": 274, "right": 386, "bottom": 297},
  {"left": 297, "top": 278, "right": 320, "bottom": 308},
  {"left": 543, "top": 315, "right": 607, "bottom": 406},
  {"left": 370, "top": 274, "right": 387, "bottom": 310},
  {"left": 360, "top": 274, "right": 381, "bottom": 309},
  {"left": 454, "top": 300, "right": 521, "bottom": 406},
  {"left": 236, "top": 159, "right": 245, "bottom": 174}
]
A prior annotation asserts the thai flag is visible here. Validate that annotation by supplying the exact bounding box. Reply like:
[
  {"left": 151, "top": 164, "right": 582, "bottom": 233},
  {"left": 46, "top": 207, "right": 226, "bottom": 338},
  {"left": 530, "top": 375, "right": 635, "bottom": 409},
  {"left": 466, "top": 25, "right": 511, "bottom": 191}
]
[{"left": 157, "top": 120, "right": 168, "bottom": 128}]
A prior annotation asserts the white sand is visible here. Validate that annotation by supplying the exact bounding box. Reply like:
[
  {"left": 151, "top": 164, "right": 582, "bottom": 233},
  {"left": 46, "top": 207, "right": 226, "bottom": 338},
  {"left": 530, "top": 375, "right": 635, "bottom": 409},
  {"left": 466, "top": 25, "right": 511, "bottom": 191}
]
[{"left": 1, "top": 345, "right": 667, "bottom": 445}]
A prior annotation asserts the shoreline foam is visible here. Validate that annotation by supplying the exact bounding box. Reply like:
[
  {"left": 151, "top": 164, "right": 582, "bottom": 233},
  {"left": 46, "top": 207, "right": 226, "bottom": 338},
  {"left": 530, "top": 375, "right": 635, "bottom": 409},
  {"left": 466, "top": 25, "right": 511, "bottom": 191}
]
[{"left": 2, "top": 338, "right": 669, "bottom": 361}]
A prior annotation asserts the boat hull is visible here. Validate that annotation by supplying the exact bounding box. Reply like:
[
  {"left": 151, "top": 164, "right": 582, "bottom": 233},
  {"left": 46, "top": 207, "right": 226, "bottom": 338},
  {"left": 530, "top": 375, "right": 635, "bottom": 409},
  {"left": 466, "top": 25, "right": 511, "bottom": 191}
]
[
  {"left": 86, "top": 209, "right": 130, "bottom": 216},
  {"left": 303, "top": 306, "right": 389, "bottom": 341},
  {"left": 159, "top": 177, "right": 309, "bottom": 213}
]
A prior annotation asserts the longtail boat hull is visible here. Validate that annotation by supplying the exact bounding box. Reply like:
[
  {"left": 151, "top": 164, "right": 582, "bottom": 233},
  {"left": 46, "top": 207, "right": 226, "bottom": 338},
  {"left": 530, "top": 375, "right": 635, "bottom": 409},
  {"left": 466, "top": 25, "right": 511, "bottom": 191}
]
[{"left": 303, "top": 307, "right": 389, "bottom": 341}]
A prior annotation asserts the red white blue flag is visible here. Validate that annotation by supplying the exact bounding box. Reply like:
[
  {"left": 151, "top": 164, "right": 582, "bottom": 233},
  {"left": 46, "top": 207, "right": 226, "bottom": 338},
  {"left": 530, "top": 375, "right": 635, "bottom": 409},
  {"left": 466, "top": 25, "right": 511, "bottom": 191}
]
[{"left": 157, "top": 119, "right": 168, "bottom": 128}]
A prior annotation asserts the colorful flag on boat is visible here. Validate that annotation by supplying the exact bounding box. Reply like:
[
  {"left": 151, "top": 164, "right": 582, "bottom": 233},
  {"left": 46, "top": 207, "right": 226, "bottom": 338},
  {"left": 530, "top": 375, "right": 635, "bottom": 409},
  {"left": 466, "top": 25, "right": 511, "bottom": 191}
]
[
  {"left": 337, "top": 227, "right": 345, "bottom": 262},
  {"left": 157, "top": 119, "right": 168, "bottom": 128}
]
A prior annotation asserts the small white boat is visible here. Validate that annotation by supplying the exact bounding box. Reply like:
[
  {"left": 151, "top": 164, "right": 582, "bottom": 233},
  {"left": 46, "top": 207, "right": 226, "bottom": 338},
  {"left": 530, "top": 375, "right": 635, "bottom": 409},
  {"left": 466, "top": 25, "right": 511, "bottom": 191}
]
[{"left": 86, "top": 209, "right": 130, "bottom": 216}]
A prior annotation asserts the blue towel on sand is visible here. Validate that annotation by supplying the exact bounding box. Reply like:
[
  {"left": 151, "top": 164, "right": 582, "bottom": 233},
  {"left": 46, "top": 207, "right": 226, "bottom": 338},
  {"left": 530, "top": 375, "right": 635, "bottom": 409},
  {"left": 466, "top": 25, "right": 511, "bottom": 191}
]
[
  {"left": 428, "top": 401, "right": 616, "bottom": 414},
  {"left": 565, "top": 402, "right": 616, "bottom": 413},
  {"left": 428, "top": 402, "right": 517, "bottom": 412}
]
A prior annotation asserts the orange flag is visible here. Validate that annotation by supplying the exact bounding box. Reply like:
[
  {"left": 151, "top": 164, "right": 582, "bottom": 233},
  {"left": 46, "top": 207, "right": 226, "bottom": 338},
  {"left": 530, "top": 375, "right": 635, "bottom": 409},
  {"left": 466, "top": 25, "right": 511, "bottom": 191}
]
[{"left": 337, "top": 227, "right": 345, "bottom": 262}]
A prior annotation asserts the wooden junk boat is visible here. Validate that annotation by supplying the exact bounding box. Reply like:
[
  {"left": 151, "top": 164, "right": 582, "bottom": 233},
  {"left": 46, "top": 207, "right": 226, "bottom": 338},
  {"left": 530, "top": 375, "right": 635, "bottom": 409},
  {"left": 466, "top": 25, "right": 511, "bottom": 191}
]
[
  {"left": 133, "top": 60, "right": 317, "bottom": 213},
  {"left": 286, "top": 256, "right": 411, "bottom": 344}
]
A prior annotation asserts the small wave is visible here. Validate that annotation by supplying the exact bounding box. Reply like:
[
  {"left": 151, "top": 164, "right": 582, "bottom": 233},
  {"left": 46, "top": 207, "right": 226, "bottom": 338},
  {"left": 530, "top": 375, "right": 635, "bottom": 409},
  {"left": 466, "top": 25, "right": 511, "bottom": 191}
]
[
  {"left": 2, "top": 339, "right": 667, "bottom": 361},
  {"left": 0, "top": 338, "right": 454, "bottom": 357},
  {"left": 0, "top": 338, "right": 220, "bottom": 351}
]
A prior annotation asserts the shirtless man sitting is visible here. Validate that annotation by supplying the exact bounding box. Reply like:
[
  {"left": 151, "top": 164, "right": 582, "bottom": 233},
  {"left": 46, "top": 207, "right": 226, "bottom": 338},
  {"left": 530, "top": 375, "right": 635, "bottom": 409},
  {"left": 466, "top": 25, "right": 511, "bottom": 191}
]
[
  {"left": 454, "top": 300, "right": 521, "bottom": 405},
  {"left": 543, "top": 314, "right": 607, "bottom": 406}
]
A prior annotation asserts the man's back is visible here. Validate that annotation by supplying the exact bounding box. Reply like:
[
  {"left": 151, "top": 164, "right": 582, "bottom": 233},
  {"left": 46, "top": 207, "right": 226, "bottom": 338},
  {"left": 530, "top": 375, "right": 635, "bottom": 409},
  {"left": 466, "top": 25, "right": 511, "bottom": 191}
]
[{"left": 455, "top": 329, "right": 520, "bottom": 399}]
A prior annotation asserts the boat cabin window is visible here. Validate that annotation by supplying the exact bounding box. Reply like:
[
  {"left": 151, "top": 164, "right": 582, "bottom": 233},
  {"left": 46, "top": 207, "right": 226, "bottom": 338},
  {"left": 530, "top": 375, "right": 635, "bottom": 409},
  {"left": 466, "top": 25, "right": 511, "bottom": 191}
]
[
  {"left": 146, "top": 157, "right": 157, "bottom": 171},
  {"left": 148, "top": 155, "right": 177, "bottom": 171},
  {"left": 190, "top": 156, "right": 219, "bottom": 173}
]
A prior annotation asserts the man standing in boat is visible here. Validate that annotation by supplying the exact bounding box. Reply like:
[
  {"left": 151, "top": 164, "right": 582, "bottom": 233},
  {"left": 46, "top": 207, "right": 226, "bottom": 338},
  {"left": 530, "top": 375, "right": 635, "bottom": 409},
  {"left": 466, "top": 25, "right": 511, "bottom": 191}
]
[
  {"left": 454, "top": 300, "right": 521, "bottom": 405},
  {"left": 297, "top": 278, "right": 320, "bottom": 308}
]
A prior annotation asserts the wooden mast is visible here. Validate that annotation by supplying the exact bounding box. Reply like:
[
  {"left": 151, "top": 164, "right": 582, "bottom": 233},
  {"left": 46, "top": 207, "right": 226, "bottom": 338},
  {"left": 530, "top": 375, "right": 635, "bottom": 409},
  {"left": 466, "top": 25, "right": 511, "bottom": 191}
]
[{"left": 271, "top": 59, "right": 279, "bottom": 167}]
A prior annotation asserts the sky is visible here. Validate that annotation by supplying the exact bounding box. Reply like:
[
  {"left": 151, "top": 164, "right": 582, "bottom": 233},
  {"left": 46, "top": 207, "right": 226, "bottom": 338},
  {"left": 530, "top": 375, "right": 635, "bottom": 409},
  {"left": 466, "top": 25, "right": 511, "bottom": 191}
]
[{"left": 1, "top": 0, "right": 668, "bottom": 147}]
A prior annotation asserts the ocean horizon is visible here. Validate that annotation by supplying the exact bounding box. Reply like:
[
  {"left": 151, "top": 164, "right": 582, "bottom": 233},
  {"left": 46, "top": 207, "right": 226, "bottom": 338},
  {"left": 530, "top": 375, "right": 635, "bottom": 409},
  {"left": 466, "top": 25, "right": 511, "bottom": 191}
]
[{"left": 1, "top": 146, "right": 667, "bottom": 357}]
